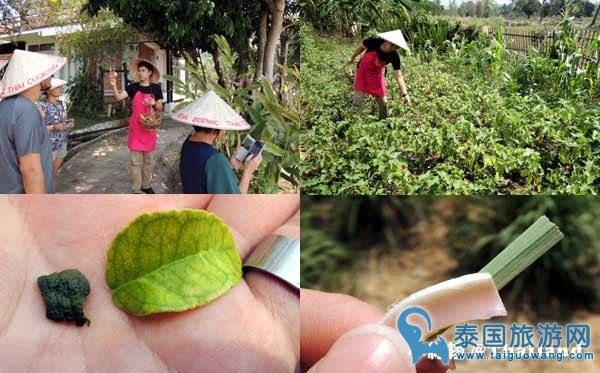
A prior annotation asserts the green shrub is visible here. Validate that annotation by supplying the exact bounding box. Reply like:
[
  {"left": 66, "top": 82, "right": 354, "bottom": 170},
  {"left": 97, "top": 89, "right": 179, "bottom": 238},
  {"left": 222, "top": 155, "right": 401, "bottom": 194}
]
[{"left": 66, "top": 73, "right": 101, "bottom": 114}]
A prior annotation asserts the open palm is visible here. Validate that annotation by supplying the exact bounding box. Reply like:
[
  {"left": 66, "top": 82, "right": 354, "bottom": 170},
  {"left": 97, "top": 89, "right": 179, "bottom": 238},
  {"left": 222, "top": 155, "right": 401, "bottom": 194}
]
[{"left": 0, "top": 195, "right": 299, "bottom": 373}]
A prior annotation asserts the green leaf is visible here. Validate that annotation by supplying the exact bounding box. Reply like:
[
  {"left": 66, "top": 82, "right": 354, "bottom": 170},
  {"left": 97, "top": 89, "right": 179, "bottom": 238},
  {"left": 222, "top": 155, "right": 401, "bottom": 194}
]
[
  {"left": 479, "top": 215, "right": 564, "bottom": 290},
  {"left": 105, "top": 210, "right": 242, "bottom": 316}
]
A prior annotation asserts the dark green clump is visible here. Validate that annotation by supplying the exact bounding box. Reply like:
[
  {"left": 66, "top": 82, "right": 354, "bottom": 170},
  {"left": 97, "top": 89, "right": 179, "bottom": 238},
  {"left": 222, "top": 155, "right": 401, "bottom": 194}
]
[{"left": 37, "top": 269, "right": 91, "bottom": 327}]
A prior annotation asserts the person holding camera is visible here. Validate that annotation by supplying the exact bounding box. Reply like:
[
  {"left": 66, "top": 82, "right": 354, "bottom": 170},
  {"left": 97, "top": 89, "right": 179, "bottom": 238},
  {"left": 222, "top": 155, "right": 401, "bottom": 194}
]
[{"left": 174, "top": 91, "right": 263, "bottom": 194}]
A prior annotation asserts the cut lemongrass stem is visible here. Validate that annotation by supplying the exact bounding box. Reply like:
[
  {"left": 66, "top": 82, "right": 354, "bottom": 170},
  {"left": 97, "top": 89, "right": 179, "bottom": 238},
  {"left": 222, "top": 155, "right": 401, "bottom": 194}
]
[
  {"left": 479, "top": 215, "right": 564, "bottom": 290},
  {"left": 424, "top": 215, "right": 563, "bottom": 341}
]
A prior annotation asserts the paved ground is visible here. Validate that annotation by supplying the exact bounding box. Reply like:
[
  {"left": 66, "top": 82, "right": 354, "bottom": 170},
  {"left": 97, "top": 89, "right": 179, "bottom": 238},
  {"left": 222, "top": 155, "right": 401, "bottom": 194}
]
[{"left": 55, "top": 118, "right": 190, "bottom": 194}]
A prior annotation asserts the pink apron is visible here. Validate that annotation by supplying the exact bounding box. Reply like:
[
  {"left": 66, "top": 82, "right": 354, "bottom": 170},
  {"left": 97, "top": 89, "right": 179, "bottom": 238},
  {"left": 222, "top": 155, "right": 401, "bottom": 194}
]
[
  {"left": 128, "top": 91, "right": 157, "bottom": 152},
  {"left": 353, "top": 50, "right": 388, "bottom": 97}
]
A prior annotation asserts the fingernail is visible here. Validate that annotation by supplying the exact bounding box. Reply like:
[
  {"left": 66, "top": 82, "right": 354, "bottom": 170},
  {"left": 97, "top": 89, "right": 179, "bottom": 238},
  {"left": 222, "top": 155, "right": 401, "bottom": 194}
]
[{"left": 312, "top": 324, "right": 416, "bottom": 373}]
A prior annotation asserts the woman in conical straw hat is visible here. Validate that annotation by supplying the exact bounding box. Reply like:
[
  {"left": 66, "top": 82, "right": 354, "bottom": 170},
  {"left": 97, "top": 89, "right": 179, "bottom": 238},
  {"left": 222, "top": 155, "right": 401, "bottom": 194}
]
[
  {"left": 347, "top": 29, "right": 412, "bottom": 120},
  {"left": 0, "top": 49, "right": 66, "bottom": 193},
  {"left": 173, "top": 91, "right": 263, "bottom": 194},
  {"left": 109, "top": 58, "right": 163, "bottom": 194},
  {"left": 38, "top": 78, "right": 72, "bottom": 176}
]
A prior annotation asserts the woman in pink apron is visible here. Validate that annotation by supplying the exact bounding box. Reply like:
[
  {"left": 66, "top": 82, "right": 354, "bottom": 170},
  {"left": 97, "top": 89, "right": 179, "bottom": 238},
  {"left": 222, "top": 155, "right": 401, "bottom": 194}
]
[
  {"left": 109, "top": 58, "right": 163, "bottom": 193},
  {"left": 348, "top": 30, "right": 412, "bottom": 119}
]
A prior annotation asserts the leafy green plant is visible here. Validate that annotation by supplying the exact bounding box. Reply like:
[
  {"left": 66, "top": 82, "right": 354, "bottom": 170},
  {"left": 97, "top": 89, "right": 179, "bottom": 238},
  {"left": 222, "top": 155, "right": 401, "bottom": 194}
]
[
  {"left": 300, "top": 0, "right": 413, "bottom": 36},
  {"left": 301, "top": 27, "right": 600, "bottom": 195},
  {"left": 106, "top": 210, "right": 241, "bottom": 316},
  {"left": 66, "top": 73, "right": 102, "bottom": 114}
]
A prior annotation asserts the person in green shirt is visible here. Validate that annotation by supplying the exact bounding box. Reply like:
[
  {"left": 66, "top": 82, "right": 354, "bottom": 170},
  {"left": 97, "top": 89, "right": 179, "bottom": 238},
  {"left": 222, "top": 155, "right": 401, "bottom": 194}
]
[
  {"left": 179, "top": 125, "right": 262, "bottom": 194},
  {"left": 175, "top": 91, "right": 263, "bottom": 194}
]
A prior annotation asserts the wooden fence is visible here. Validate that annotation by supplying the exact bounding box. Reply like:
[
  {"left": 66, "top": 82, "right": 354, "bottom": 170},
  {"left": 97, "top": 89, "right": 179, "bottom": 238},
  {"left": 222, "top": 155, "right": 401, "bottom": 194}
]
[{"left": 501, "top": 27, "right": 599, "bottom": 65}]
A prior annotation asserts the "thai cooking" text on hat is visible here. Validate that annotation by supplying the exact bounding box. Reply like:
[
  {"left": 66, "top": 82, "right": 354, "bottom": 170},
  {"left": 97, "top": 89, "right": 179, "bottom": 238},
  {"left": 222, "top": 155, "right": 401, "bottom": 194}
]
[{"left": 0, "top": 49, "right": 66, "bottom": 99}]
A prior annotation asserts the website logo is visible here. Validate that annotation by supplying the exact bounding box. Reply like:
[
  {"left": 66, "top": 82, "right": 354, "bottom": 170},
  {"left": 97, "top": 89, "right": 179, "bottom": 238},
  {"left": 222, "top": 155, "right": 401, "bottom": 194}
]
[
  {"left": 395, "top": 307, "right": 595, "bottom": 365},
  {"left": 396, "top": 306, "right": 450, "bottom": 365}
]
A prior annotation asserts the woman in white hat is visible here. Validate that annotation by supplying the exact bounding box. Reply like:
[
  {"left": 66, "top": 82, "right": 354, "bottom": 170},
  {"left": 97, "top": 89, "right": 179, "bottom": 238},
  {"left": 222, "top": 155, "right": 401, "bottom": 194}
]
[
  {"left": 0, "top": 49, "right": 66, "bottom": 193},
  {"left": 174, "top": 91, "right": 263, "bottom": 194},
  {"left": 38, "top": 78, "right": 72, "bottom": 175},
  {"left": 348, "top": 30, "right": 412, "bottom": 119},
  {"left": 109, "top": 58, "right": 163, "bottom": 194}
]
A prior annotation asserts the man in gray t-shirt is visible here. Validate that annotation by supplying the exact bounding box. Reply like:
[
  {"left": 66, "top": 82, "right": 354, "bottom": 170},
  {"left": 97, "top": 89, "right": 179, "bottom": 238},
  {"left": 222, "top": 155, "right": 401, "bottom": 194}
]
[{"left": 0, "top": 95, "right": 53, "bottom": 193}]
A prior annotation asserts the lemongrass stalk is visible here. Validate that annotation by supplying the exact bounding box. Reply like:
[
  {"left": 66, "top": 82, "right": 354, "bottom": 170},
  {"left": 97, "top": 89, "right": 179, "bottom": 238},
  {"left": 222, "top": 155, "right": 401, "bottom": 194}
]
[{"left": 479, "top": 215, "right": 564, "bottom": 290}]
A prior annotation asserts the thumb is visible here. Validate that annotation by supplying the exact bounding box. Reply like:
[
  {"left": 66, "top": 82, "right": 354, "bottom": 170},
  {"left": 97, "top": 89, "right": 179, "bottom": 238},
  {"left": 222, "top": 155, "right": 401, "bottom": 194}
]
[{"left": 308, "top": 324, "right": 416, "bottom": 373}]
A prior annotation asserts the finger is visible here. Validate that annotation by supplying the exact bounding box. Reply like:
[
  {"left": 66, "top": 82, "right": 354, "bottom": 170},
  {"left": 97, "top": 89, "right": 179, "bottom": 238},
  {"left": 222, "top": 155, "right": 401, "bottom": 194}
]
[
  {"left": 300, "top": 288, "right": 384, "bottom": 368},
  {"left": 308, "top": 324, "right": 414, "bottom": 373},
  {"left": 244, "top": 209, "right": 300, "bottom": 365},
  {"left": 136, "top": 198, "right": 300, "bottom": 372},
  {"left": 207, "top": 195, "right": 299, "bottom": 260}
]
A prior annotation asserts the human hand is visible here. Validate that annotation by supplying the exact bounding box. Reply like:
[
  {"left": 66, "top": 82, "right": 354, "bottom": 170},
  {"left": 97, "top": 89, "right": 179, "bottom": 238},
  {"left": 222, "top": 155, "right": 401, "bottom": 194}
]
[
  {"left": 243, "top": 153, "right": 263, "bottom": 174},
  {"left": 54, "top": 123, "right": 68, "bottom": 132},
  {"left": 0, "top": 195, "right": 299, "bottom": 373},
  {"left": 404, "top": 94, "right": 412, "bottom": 106},
  {"left": 301, "top": 289, "right": 450, "bottom": 373},
  {"left": 230, "top": 148, "right": 244, "bottom": 170},
  {"left": 108, "top": 73, "right": 117, "bottom": 88}
]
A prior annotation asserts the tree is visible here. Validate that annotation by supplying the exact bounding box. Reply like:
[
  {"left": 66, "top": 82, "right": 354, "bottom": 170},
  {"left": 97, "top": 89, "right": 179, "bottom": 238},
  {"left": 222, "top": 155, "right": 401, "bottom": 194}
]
[
  {"left": 516, "top": 0, "right": 541, "bottom": 18},
  {"left": 539, "top": 0, "right": 547, "bottom": 22},
  {"left": 458, "top": 0, "right": 477, "bottom": 16},
  {"left": 85, "top": 0, "right": 290, "bottom": 83},
  {"left": 579, "top": 0, "right": 596, "bottom": 15},
  {"left": 0, "top": 0, "right": 20, "bottom": 33},
  {"left": 448, "top": 0, "right": 458, "bottom": 16},
  {"left": 56, "top": 8, "right": 135, "bottom": 78},
  {"left": 261, "top": 0, "right": 286, "bottom": 82},
  {"left": 589, "top": 1, "right": 600, "bottom": 26}
]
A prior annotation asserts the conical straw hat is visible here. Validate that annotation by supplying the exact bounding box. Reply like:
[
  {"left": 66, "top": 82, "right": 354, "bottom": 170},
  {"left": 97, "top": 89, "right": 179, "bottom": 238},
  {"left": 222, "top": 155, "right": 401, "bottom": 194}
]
[
  {"left": 0, "top": 50, "right": 66, "bottom": 98},
  {"left": 172, "top": 91, "right": 251, "bottom": 131},
  {"left": 377, "top": 30, "right": 410, "bottom": 52},
  {"left": 47, "top": 78, "right": 67, "bottom": 91},
  {"left": 129, "top": 58, "right": 160, "bottom": 83}
]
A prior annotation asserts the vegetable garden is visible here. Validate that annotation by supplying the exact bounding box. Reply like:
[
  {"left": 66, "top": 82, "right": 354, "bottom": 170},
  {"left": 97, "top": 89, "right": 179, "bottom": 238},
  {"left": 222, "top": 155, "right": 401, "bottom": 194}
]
[{"left": 301, "top": 17, "right": 600, "bottom": 194}]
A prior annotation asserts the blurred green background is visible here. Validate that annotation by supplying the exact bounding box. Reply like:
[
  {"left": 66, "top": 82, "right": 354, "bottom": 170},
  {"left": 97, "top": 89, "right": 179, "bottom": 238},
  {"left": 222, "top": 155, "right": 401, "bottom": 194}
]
[{"left": 301, "top": 196, "right": 600, "bottom": 320}]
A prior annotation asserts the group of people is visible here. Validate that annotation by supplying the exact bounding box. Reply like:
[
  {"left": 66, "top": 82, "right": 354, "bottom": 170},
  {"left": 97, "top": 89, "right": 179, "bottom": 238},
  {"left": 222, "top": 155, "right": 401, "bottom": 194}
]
[
  {"left": 107, "top": 59, "right": 263, "bottom": 194},
  {"left": 0, "top": 50, "right": 263, "bottom": 194},
  {"left": 0, "top": 50, "right": 65, "bottom": 193}
]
